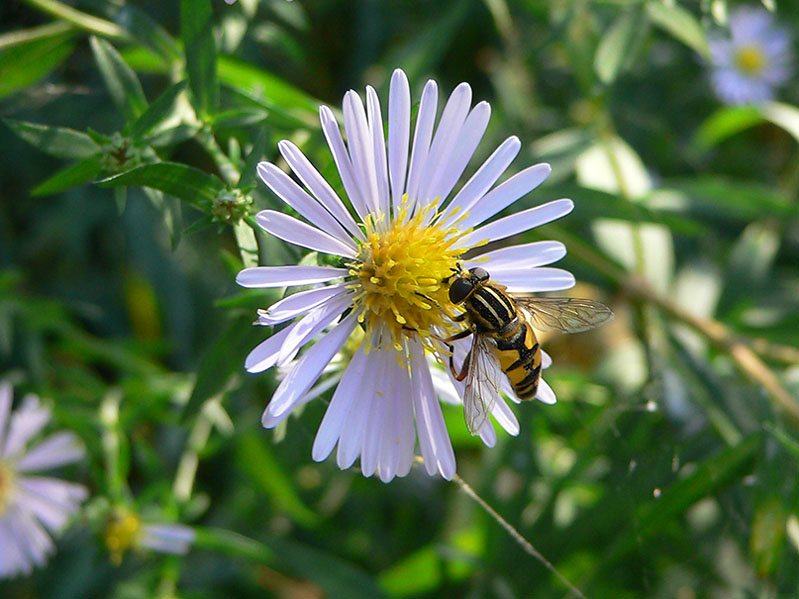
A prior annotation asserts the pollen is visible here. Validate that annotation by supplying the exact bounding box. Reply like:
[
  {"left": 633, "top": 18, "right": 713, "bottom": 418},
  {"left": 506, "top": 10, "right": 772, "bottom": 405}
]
[
  {"left": 734, "top": 44, "right": 767, "bottom": 76},
  {"left": 348, "top": 198, "right": 469, "bottom": 353}
]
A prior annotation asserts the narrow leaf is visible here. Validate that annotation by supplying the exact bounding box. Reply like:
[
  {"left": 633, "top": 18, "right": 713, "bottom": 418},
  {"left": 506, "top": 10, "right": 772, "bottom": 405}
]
[
  {"left": 647, "top": 1, "right": 710, "bottom": 58},
  {"left": 181, "top": 0, "right": 219, "bottom": 117},
  {"left": 32, "top": 155, "right": 104, "bottom": 196},
  {"left": 97, "top": 162, "right": 226, "bottom": 206},
  {"left": 594, "top": 10, "right": 641, "bottom": 84},
  {"left": 0, "top": 24, "right": 76, "bottom": 99},
  {"left": 89, "top": 36, "right": 148, "bottom": 120},
  {"left": 5, "top": 119, "right": 100, "bottom": 159},
  {"left": 129, "top": 80, "right": 189, "bottom": 140}
]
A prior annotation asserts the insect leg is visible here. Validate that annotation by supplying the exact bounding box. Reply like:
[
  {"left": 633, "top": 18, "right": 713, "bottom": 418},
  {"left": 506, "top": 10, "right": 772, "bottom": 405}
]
[{"left": 442, "top": 329, "right": 473, "bottom": 381}]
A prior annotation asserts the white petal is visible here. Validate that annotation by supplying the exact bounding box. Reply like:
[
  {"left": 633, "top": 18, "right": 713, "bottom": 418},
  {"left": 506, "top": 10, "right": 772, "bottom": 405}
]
[
  {"left": 343, "top": 90, "right": 381, "bottom": 216},
  {"left": 258, "top": 284, "right": 348, "bottom": 326},
  {"left": 276, "top": 141, "right": 364, "bottom": 241},
  {"left": 431, "top": 101, "right": 491, "bottom": 207},
  {"left": 236, "top": 265, "right": 347, "bottom": 288},
  {"left": 360, "top": 350, "right": 390, "bottom": 478},
  {"left": 394, "top": 364, "right": 415, "bottom": 478},
  {"left": 245, "top": 294, "right": 350, "bottom": 373},
  {"left": 388, "top": 69, "right": 411, "bottom": 212},
  {"left": 311, "top": 344, "right": 370, "bottom": 461},
  {"left": 497, "top": 267, "right": 576, "bottom": 293},
  {"left": 3, "top": 396, "right": 49, "bottom": 459},
  {"left": 16, "top": 478, "right": 86, "bottom": 531},
  {"left": 140, "top": 523, "right": 195, "bottom": 555},
  {"left": 417, "top": 82, "right": 472, "bottom": 208},
  {"left": 405, "top": 80, "right": 438, "bottom": 210},
  {"left": 319, "top": 105, "right": 370, "bottom": 221},
  {"left": 541, "top": 350, "right": 553, "bottom": 369},
  {"left": 337, "top": 348, "right": 382, "bottom": 469},
  {"left": 428, "top": 359, "right": 461, "bottom": 405},
  {"left": 458, "top": 198, "right": 574, "bottom": 250},
  {"left": 490, "top": 397, "right": 520, "bottom": 436},
  {"left": 459, "top": 163, "right": 551, "bottom": 230},
  {"left": 478, "top": 420, "right": 496, "bottom": 447},
  {"left": 15, "top": 432, "right": 85, "bottom": 472},
  {"left": 467, "top": 240, "right": 566, "bottom": 271},
  {"left": 257, "top": 161, "right": 357, "bottom": 248},
  {"left": 441, "top": 136, "right": 521, "bottom": 225},
  {"left": 366, "top": 86, "right": 390, "bottom": 218},
  {"left": 276, "top": 293, "right": 354, "bottom": 365},
  {"left": 264, "top": 312, "right": 358, "bottom": 421},
  {"left": 377, "top": 379, "right": 400, "bottom": 483},
  {"left": 0, "top": 382, "right": 12, "bottom": 453},
  {"left": 536, "top": 377, "right": 557, "bottom": 404},
  {"left": 411, "top": 344, "right": 456, "bottom": 479},
  {"left": 256, "top": 210, "right": 357, "bottom": 258}
]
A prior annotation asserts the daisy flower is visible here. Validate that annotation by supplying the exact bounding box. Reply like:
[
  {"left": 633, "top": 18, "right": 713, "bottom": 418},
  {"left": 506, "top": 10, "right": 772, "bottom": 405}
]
[
  {"left": 0, "top": 382, "right": 88, "bottom": 578},
  {"left": 104, "top": 507, "right": 195, "bottom": 564},
  {"left": 707, "top": 7, "right": 792, "bottom": 105},
  {"left": 237, "top": 68, "right": 575, "bottom": 481}
]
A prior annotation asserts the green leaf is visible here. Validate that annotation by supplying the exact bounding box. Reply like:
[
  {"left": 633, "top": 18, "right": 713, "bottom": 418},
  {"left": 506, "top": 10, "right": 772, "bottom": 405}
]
[
  {"left": 237, "top": 433, "right": 321, "bottom": 527},
  {"left": 143, "top": 188, "right": 183, "bottom": 249},
  {"left": 647, "top": 1, "right": 709, "bottom": 58},
  {"left": 238, "top": 129, "right": 267, "bottom": 189},
  {"left": 663, "top": 177, "right": 799, "bottom": 221},
  {"left": 594, "top": 10, "right": 643, "bottom": 84},
  {"left": 145, "top": 123, "right": 202, "bottom": 147},
  {"left": 32, "top": 155, "right": 104, "bottom": 196},
  {"left": 378, "top": 546, "right": 442, "bottom": 595},
  {"left": 210, "top": 108, "right": 269, "bottom": 130},
  {"left": 0, "top": 24, "right": 76, "bottom": 99},
  {"left": 181, "top": 0, "right": 219, "bottom": 117},
  {"left": 129, "top": 80, "right": 189, "bottom": 140},
  {"left": 695, "top": 105, "right": 764, "bottom": 149},
  {"left": 106, "top": 3, "right": 181, "bottom": 62},
  {"left": 4, "top": 119, "right": 101, "bottom": 159},
  {"left": 89, "top": 36, "right": 148, "bottom": 121},
  {"left": 695, "top": 102, "right": 799, "bottom": 149},
  {"left": 97, "top": 162, "right": 226, "bottom": 207}
]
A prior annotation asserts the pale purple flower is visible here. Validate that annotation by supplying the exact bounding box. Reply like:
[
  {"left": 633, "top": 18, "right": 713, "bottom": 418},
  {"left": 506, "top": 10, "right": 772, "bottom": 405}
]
[
  {"left": 0, "top": 383, "right": 87, "bottom": 578},
  {"left": 708, "top": 7, "right": 792, "bottom": 105},
  {"left": 237, "top": 68, "right": 575, "bottom": 481}
]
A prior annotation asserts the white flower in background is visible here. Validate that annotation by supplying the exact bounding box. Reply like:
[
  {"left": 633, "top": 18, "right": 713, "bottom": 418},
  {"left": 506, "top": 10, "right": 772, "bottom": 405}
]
[
  {"left": 237, "top": 68, "right": 575, "bottom": 481},
  {"left": 104, "top": 508, "right": 195, "bottom": 564},
  {"left": 707, "top": 7, "right": 792, "bottom": 105},
  {"left": 0, "top": 383, "right": 88, "bottom": 578}
]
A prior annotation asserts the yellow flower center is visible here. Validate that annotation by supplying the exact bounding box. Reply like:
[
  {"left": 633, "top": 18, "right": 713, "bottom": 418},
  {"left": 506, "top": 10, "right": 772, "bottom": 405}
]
[
  {"left": 0, "top": 461, "right": 15, "bottom": 515},
  {"left": 104, "top": 509, "right": 142, "bottom": 565},
  {"left": 348, "top": 198, "right": 469, "bottom": 353},
  {"left": 734, "top": 44, "right": 767, "bottom": 76}
]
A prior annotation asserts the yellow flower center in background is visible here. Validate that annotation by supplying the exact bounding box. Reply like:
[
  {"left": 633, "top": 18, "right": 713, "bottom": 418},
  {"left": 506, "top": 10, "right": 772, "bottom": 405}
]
[
  {"left": 104, "top": 509, "right": 142, "bottom": 565},
  {"left": 734, "top": 44, "right": 767, "bottom": 76},
  {"left": 0, "top": 461, "right": 15, "bottom": 515},
  {"left": 349, "top": 199, "right": 468, "bottom": 353}
]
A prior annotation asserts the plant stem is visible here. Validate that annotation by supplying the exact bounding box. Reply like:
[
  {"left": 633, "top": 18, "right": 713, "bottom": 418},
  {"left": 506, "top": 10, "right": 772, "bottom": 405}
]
[{"left": 22, "top": 0, "right": 132, "bottom": 43}]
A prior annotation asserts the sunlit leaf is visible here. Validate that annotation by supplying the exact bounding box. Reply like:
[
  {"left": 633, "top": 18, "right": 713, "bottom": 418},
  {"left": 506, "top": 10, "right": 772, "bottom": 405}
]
[
  {"left": 5, "top": 119, "right": 101, "bottom": 159},
  {"left": 647, "top": 1, "right": 709, "bottom": 58},
  {"left": 181, "top": 0, "right": 219, "bottom": 117},
  {"left": 0, "top": 24, "right": 76, "bottom": 99},
  {"left": 97, "top": 162, "right": 226, "bottom": 207},
  {"left": 129, "top": 80, "right": 190, "bottom": 140},
  {"left": 32, "top": 155, "right": 104, "bottom": 196},
  {"left": 594, "top": 10, "right": 644, "bottom": 84},
  {"left": 89, "top": 36, "right": 148, "bottom": 121}
]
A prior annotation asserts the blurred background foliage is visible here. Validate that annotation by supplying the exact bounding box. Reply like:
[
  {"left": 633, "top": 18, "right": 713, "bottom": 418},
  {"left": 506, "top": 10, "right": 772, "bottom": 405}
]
[{"left": 2, "top": 0, "right": 799, "bottom": 597}]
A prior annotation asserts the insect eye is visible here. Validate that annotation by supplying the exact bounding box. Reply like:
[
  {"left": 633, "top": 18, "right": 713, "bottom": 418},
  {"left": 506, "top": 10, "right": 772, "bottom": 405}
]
[
  {"left": 448, "top": 278, "right": 473, "bottom": 304},
  {"left": 469, "top": 267, "right": 490, "bottom": 281}
]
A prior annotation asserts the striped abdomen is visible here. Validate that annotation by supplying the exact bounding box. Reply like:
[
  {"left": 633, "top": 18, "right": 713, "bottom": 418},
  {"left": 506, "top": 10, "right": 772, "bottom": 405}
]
[{"left": 463, "top": 284, "right": 542, "bottom": 400}]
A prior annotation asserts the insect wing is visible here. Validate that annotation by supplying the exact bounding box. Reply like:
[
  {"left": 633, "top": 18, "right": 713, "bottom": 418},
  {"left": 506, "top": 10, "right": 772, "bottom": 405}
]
[
  {"left": 515, "top": 297, "right": 614, "bottom": 334},
  {"left": 462, "top": 334, "right": 503, "bottom": 435}
]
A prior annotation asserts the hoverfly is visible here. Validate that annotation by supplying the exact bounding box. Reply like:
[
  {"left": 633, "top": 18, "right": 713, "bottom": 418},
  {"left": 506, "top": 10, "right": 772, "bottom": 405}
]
[{"left": 444, "top": 266, "right": 614, "bottom": 435}]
